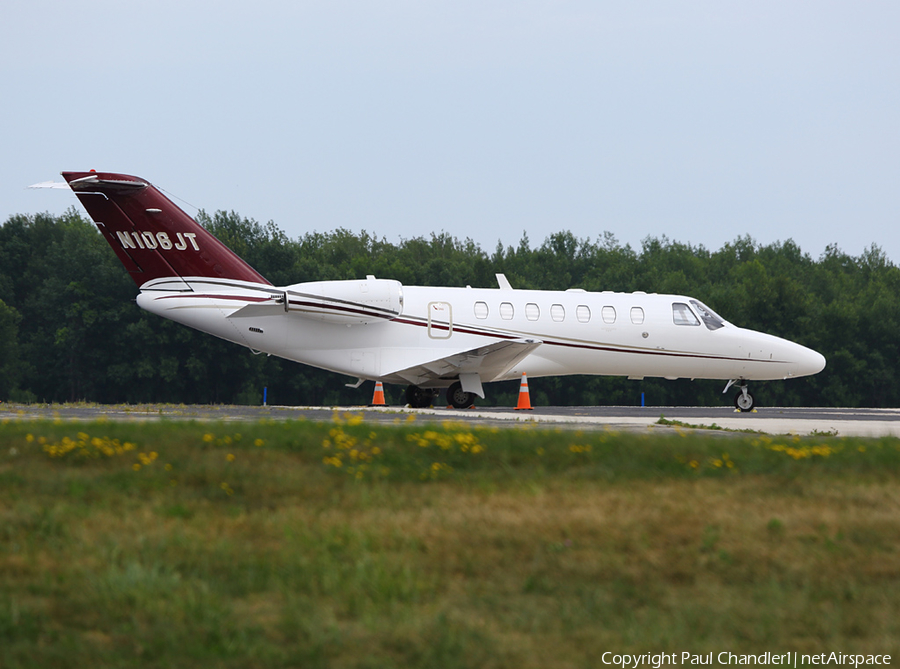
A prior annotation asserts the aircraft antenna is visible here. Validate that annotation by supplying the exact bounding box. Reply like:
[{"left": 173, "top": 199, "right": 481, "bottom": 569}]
[{"left": 157, "top": 185, "right": 202, "bottom": 214}]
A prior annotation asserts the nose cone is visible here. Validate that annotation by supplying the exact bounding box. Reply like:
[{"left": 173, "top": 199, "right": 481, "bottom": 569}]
[{"left": 790, "top": 343, "right": 826, "bottom": 378}]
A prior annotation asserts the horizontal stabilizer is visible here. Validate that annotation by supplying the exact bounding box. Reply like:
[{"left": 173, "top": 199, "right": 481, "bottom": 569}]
[
  {"left": 383, "top": 338, "right": 542, "bottom": 390},
  {"left": 67, "top": 174, "right": 148, "bottom": 191},
  {"left": 28, "top": 181, "right": 70, "bottom": 189}
]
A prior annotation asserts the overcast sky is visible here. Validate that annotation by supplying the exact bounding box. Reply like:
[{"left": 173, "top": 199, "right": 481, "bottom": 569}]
[{"left": 3, "top": 1, "right": 898, "bottom": 265}]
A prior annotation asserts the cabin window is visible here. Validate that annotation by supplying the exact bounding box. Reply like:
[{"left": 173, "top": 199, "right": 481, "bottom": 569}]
[
  {"left": 525, "top": 303, "right": 540, "bottom": 321},
  {"left": 690, "top": 299, "right": 725, "bottom": 331},
  {"left": 630, "top": 307, "right": 644, "bottom": 325},
  {"left": 576, "top": 305, "right": 591, "bottom": 323},
  {"left": 500, "top": 302, "right": 514, "bottom": 320},
  {"left": 672, "top": 302, "right": 700, "bottom": 326},
  {"left": 551, "top": 304, "right": 565, "bottom": 322},
  {"left": 474, "top": 301, "right": 489, "bottom": 319},
  {"left": 601, "top": 306, "right": 616, "bottom": 324}
]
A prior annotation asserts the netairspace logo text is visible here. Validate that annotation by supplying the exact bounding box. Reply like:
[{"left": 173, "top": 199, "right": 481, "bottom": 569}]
[{"left": 600, "top": 653, "right": 891, "bottom": 669}]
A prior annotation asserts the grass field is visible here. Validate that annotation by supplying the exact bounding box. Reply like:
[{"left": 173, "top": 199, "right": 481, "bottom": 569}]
[{"left": 1, "top": 413, "right": 899, "bottom": 668}]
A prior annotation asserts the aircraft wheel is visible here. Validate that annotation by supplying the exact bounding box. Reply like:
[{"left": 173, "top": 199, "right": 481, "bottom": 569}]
[
  {"left": 406, "top": 385, "right": 435, "bottom": 409},
  {"left": 447, "top": 381, "right": 476, "bottom": 409},
  {"left": 734, "top": 388, "right": 755, "bottom": 412}
]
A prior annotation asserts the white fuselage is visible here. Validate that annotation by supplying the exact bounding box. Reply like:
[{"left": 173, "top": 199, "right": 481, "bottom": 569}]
[{"left": 136, "top": 276, "right": 826, "bottom": 389}]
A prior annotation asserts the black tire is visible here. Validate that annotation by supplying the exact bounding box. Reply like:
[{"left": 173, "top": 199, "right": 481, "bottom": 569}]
[
  {"left": 734, "top": 389, "right": 755, "bottom": 412},
  {"left": 406, "top": 385, "right": 435, "bottom": 409},
  {"left": 447, "top": 381, "right": 476, "bottom": 409}
]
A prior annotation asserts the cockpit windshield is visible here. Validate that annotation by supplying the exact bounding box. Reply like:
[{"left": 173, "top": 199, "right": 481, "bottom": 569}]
[
  {"left": 672, "top": 302, "right": 700, "bottom": 326},
  {"left": 689, "top": 299, "right": 726, "bottom": 331}
]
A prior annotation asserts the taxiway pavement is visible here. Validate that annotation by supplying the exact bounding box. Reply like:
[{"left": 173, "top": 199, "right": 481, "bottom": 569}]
[{"left": 2, "top": 403, "right": 899, "bottom": 437}]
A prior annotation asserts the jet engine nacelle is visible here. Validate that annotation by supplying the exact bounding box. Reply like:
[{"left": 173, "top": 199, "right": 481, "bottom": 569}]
[{"left": 287, "top": 277, "right": 403, "bottom": 326}]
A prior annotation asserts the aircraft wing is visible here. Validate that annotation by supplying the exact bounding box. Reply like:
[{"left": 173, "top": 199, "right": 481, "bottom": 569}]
[{"left": 382, "top": 338, "right": 542, "bottom": 396}]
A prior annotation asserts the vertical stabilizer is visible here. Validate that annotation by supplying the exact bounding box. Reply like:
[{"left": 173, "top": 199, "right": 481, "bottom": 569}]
[{"left": 62, "top": 171, "right": 271, "bottom": 289}]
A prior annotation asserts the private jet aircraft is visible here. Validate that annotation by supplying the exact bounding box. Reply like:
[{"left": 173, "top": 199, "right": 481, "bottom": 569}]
[{"left": 57, "top": 170, "right": 825, "bottom": 411}]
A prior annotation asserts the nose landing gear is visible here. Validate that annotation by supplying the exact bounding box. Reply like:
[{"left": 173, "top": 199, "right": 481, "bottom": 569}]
[
  {"left": 724, "top": 379, "right": 756, "bottom": 413},
  {"left": 734, "top": 386, "right": 755, "bottom": 412}
]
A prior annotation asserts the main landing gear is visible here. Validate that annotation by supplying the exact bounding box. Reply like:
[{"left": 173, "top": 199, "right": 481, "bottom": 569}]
[
  {"left": 724, "top": 379, "right": 755, "bottom": 412},
  {"left": 405, "top": 383, "right": 477, "bottom": 409},
  {"left": 405, "top": 385, "right": 438, "bottom": 409},
  {"left": 446, "top": 381, "right": 476, "bottom": 409}
]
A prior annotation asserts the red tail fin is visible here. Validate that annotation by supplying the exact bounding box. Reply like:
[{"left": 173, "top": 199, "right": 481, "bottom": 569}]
[{"left": 62, "top": 171, "right": 271, "bottom": 288}]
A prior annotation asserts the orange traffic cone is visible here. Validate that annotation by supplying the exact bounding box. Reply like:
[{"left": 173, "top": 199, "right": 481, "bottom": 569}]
[
  {"left": 370, "top": 381, "right": 386, "bottom": 406},
  {"left": 515, "top": 373, "right": 533, "bottom": 410}
]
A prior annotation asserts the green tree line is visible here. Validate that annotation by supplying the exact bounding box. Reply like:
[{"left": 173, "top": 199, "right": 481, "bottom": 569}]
[{"left": 1, "top": 208, "right": 897, "bottom": 408}]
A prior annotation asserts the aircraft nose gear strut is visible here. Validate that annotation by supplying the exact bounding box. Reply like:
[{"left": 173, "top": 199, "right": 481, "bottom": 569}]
[{"left": 723, "top": 379, "right": 755, "bottom": 412}]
